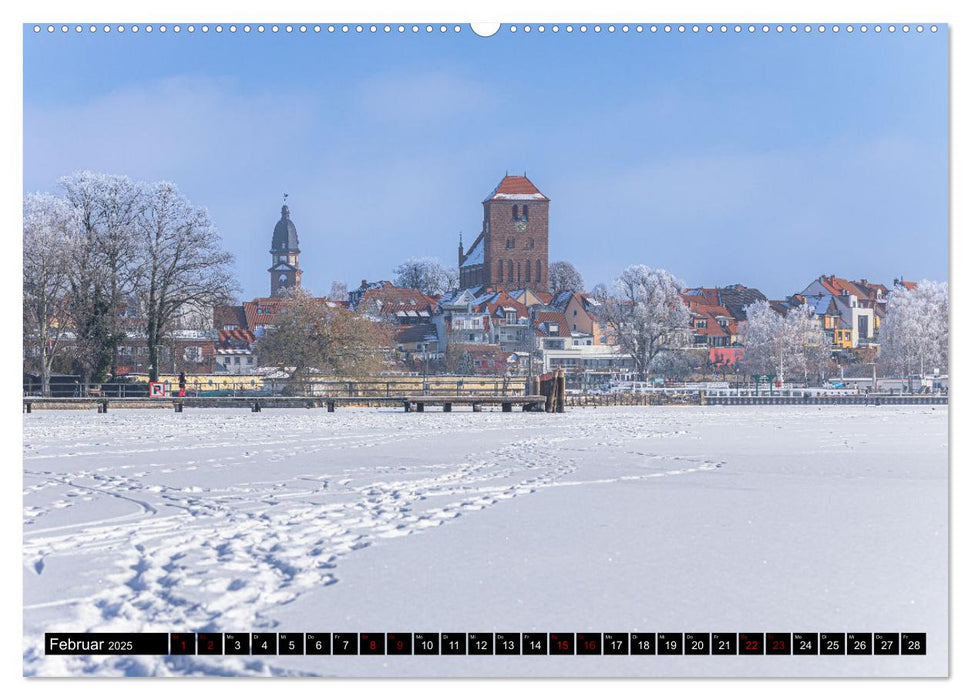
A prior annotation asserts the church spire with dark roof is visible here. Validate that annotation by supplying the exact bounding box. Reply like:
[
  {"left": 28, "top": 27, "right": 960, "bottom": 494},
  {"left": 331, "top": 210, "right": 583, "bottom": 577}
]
[
  {"left": 268, "top": 196, "right": 303, "bottom": 297},
  {"left": 271, "top": 197, "right": 300, "bottom": 254}
]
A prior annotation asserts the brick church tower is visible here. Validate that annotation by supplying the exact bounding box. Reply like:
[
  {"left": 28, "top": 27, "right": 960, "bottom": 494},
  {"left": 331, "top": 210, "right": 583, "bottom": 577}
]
[
  {"left": 268, "top": 198, "right": 302, "bottom": 297},
  {"left": 459, "top": 174, "right": 549, "bottom": 292}
]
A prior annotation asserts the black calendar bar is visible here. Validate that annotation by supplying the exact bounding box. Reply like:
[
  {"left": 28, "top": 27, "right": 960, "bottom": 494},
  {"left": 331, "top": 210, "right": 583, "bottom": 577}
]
[
  {"left": 43, "top": 632, "right": 927, "bottom": 656},
  {"left": 45, "top": 633, "right": 169, "bottom": 655}
]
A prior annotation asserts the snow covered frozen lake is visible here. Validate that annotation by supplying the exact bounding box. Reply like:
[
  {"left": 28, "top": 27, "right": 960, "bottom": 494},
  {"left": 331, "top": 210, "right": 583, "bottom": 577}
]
[{"left": 22, "top": 405, "right": 948, "bottom": 677}]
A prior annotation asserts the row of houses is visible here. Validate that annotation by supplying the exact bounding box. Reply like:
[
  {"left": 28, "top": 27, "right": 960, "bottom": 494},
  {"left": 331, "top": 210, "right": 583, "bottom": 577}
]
[
  {"left": 93, "top": 273, "right": 917, "bottom": 383},
  {"left": 682, "top": 275, "right": 912, "bottom": 365},
  {"left": 349, "top": 282, "right": 611, "bottom": 378}
]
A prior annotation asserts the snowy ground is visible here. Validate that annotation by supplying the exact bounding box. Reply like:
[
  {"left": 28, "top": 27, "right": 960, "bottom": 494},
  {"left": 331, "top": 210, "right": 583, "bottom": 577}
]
[{"left": 22, "top": 405, "right": 947, "bottom": 677}]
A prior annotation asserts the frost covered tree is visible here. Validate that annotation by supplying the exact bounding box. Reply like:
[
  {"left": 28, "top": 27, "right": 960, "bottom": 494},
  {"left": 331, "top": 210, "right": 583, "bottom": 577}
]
[
  {"left": 740, "top": 301, "right": 829, "bottom": 384},
  {"left": 785, "top": 303, "right": 831, "bottom": 384},
  {"left": 328, "top": 281, "right": 349, "bottom": 302},
  {"left": 392, "top": 257, "right": 453, "bottom": 295},
  {"left": 741, "top": 301, "right": 784, "bottom": 380},
  {"left": 443, "top": 266, "right": 459, "bottom": 292},
  {"left": 58, "top": 173, "right": 144, "bottom": 384},
  {"left": 23, "top": 193, "right": 77, "bottom": 395},
  {"left": 880, "top": 281, "right": 948, "bottom": 387},
  {"left": 256, "top": 288, "right": 391, "bottom": 391},
  {"left": 548, "top": 260, "right": 585, "bottom": 296},
  {"left": 60, "top": 172, "right": 144, "bottom": 380},
  {"left": 138, "top": 182, "right": 237, "bottom": 381},
  {"left": 598, "top": 265, "right": 692, "bottom": 381}
]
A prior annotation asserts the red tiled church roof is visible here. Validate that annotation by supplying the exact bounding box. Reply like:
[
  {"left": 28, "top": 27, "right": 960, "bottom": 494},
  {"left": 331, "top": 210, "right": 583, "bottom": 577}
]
[{"left": 484, "top": 175, "right": 549, "bottom": 202}]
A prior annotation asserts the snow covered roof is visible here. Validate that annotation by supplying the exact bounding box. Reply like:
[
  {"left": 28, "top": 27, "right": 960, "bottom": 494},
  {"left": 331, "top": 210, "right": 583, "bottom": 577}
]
[
  {"left": 438, "top": 288, "right": 478, "bottom": 309},
  {"left": 461, "top": 236, "right": 484, "bottom": 268},
  {"left": 550, "top": 290, "right": 574, "bottom": 309},
  {"left": 484, "top": 175, "right": 549, "bottom": 202},
  {"left": 812, "top": 294, "right": 834, "bottom": 315}
]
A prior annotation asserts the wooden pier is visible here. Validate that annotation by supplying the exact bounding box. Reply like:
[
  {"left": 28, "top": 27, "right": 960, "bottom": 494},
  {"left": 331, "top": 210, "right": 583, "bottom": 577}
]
[
  {"left": 402, "top": 395, "right": 545, "bottom": 413},
  {"left": 22, "top": 394, "right": 550, "bottom": 414}
]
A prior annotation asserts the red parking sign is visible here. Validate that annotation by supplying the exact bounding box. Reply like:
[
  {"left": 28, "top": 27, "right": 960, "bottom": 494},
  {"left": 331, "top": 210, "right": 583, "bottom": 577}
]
[{"left": 149, "top": 382, "right": 166, "bottom": 398}]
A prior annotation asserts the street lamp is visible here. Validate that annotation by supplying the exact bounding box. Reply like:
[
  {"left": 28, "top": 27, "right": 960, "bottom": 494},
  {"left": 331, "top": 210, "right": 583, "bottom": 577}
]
[
  {"left": 526, "top": 308, "right": 536, "bottom": 396},
  {"left": 421, "top": 343, "right": 429, "bottom": 395}
]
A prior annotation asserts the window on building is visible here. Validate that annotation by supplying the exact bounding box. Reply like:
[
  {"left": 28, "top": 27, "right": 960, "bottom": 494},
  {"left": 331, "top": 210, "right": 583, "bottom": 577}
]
[
  {"left": 497, "top": 259, "right": 503, "bottom": 283},
  {"left": 506, "top": 237, "right": 515, "bottom": 249},
  {"left": 525, "top": 263, "right": 532, "bottom": 283},
  {"left": 508, "top": 260, "right": 513, "bottom": 280},
  {"left": 522, "top": 205, "right": 529, "bottom": 221},
  {"left": 512, "top": 205, "right": 519, "bottom": 221},
  {"left": 535, "top": 260, "right": 541, "bottom": 282}
]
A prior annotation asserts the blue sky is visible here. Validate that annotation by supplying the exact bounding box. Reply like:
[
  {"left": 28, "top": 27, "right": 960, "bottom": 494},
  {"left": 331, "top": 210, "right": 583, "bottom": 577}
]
[{"left": 23, "top": 24, "right": 947, "bottom": 300}]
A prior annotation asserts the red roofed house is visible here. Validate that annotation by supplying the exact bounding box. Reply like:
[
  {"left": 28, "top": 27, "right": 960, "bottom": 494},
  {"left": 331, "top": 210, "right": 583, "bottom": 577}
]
[
  {"left": 549, "top": 291, "right": 609, "bottom": 344},
  {"left": 214, "top": 329, "right": 257, "bottom": 374},
  {"left": 349, "top": 280, "right": 438, "bottom": 325},
  {"left": 801, "top": 275, "right": 877, "bottom": 348},
  {"left": 459, "top": 174, "right": 550, "bottom": 292},
  {"left": 681, "top": 293, "right": 745, "bottom": 367}
]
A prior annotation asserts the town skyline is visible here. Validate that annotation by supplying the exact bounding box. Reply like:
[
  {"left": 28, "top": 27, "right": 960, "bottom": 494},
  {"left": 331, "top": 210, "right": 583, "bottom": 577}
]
[
  {"left": 24, "top": 26, "right": 947, "bottom": 300},
  {"left": 231, "top": 178, "right": 944, "bottom": 303}
]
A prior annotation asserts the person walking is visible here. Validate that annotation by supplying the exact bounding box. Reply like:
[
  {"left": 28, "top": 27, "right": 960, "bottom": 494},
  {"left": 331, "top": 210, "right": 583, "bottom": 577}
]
[{"left": 178, "top": 371, "right": 187, "bottom": 398}]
